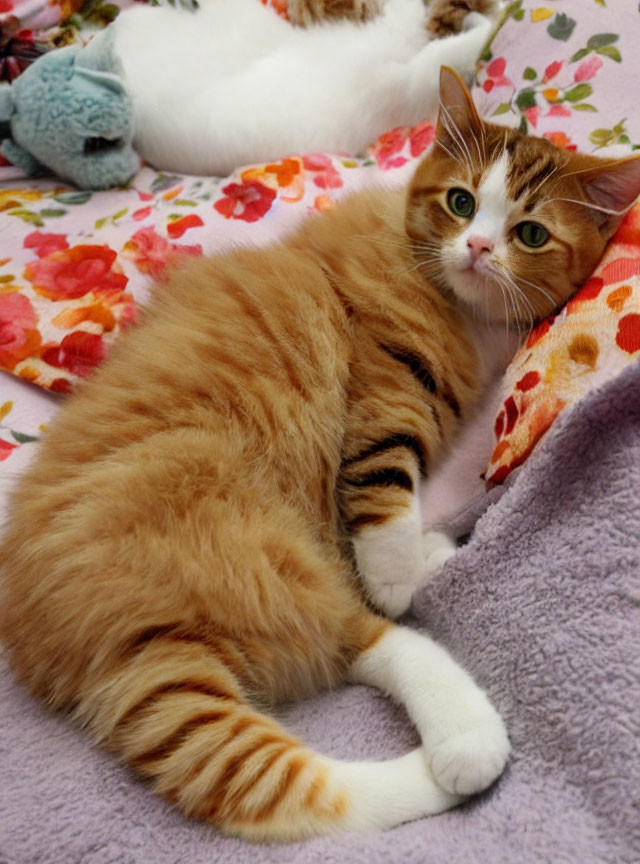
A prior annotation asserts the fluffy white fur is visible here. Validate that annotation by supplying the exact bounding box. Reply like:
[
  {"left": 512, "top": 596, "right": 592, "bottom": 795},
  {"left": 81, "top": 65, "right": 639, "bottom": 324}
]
[{"left": 110, "top": 0, "right": 495, "bottom": 175}]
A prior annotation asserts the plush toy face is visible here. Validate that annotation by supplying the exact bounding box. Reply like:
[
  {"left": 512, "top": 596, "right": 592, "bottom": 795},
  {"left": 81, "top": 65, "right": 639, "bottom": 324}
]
[{"left": 1, "top": 43, "right": 140, "bottom": 190}]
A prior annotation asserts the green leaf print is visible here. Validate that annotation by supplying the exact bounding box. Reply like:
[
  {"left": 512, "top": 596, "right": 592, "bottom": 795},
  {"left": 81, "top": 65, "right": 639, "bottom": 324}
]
[
  {"left": 9, "top": 208, "right": 43, "bottom": 227},
  {"left": 573, "top": 104, "right": 597, "bottom": 111},
  {"left": 10, "top": 430, "right": 39, "bottom": 444},
  {"left": 571, "top": 48, "right": 590, "bottom": 62},
  {"left": 548, "top": 13, "right": 576, "bottom": 41},
  {"left": 523, "top": 67, "right": 537, "bottom": 80},
  {"left": 565, "top": 84, "right": 593, "bottom": 102},
  {"left": 515, "top": 89, "right": 537, "bottom": 110},
  {"left": 54, "top": 191, "right": 92, "bottom": 205},
  {"left": 492, "top": 103, "right": 512, "bottom": 116},
  {"left": 596, "top": 45, "right": 622, "bottom": 62},
  {"left": 589, "top": 129, "right": 617, "bottom": 147},
  {"left": 586, "top": 33, "right": 618, "bottom": 49}
]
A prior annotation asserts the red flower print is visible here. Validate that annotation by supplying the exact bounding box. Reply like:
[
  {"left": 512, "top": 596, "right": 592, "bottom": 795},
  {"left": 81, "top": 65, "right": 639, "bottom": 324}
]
[
  {"left": 574, "top": 56, "right": 603, "bottom": 83},
  {"left": 40, "top": 331, "right": 106, "bottom": 378},
  {"left": 503, "top": 395, "right": 518, "bottom": 435},
  {"left": 543, "top": 131, "right": 576, "bottom": 151},
  {"left": 0, "top": 292, "right": 42, "bottom": 372},
  {"left": 24, "top": 231, "right": 69, "bottom": 259},
  {"left": 615, "top": 205, "right": 640, "bottom": 247},
  {"left": 482, "top": 57, "right": 512, "bottom": 92},
  {"left": 214, "top": 180, "right": 277, "bottom": 223},
  {"left": 122, "top": 227, "right": 202, "bottom": 277},
  {"left": 567, "top": 276, "right": 604, "bottom": 313},
  {"left": 526, "top": 316, "right": 554, "bottom": 348},
  {"left": 50, "top": 378, "right": 72, "bottom": 394},
  {"left": 302, "top": 154, "right": 332, "bottom": 172},
  {"left": 543, "top": 61, "right": 562, "bottom": 83},
  {"left": 524, "top": 106, "right": 540, "bottom": 128},
  {"left": 25, "top": 245, "right": 128, "bottom": 301},
  {"left": 313, "top": 167, "right": 342, "bottom": 189},
  {"left": 599, "top": 257, "right": 640, "bottom": 286},
  {"left": 516, "top": 371, "right": 541, "bottom": 392},
  {"left": 0, "top": 438, "right": 17, "bottom": 461},
  {"left": 370, "top": 128, "right": 408, "bottom": 170},
  {"left": 133, "top": 206, "right": 152, "bottom": 222},
  {"left": 167, "top": 214, "right": 204, "bottom": 239},
  {"left": 616, "top": 314, "right": 640, "bottom": 354},
  {"left": 409, "top": 122, "right": 435, "bottom": 158},
  {"left": 545, "top": 105, "right": 571, "bottom": 118},
  {"left": 300, "top": 154, "right": 343, "bottom": 190}
]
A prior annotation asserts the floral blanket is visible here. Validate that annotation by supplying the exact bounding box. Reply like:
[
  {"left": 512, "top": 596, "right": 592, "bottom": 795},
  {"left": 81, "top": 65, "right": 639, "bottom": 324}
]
[{"left": 1, "top": 0, "right": 640, "bottom": 519}]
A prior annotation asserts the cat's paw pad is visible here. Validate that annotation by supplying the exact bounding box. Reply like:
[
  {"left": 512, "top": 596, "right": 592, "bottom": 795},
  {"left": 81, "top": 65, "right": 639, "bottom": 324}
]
[
  {"left": 422, "top": 531, "right": 456, "bottom": 576},
  {"left": 430, "top": 716, "right": 510, "bottom": 796}
]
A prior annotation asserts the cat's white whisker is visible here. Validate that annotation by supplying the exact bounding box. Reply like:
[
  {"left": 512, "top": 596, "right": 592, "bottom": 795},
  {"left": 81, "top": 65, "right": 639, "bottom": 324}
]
[
  {"left": 514, "top": 274, "right": 556, "bottom": 310},
  {"left": 541, "top": 196, "right": 628, "bottom": 216},
  {"left": 439, "top": 102, "right": 474, "bottom": 172},
  {"left": 528, "top": 162, "right": 561, "bottom": 199}
]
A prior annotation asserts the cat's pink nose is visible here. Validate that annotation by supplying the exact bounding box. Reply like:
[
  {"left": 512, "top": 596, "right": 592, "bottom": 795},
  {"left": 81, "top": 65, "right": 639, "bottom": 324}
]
[{"left": 467, "top": 235, "right": 493, "bottom": 263}]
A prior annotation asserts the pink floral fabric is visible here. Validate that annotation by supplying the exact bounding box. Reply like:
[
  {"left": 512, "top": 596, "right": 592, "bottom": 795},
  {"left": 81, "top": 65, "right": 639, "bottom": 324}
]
[
  {"left": 2, "top": 0, "right": 640, "bottom": 516},
  {"left": 469, "top": 0, "right": 640, "bottom": 483},
  {"left": 487, "top": 203, "right": 640, "bottom": 483},
  {"left": 0, "top": 119, "right": 434, "bottom": 493},
  {"left": 473, "top": 1, "right": 640, "bottom": 154}
]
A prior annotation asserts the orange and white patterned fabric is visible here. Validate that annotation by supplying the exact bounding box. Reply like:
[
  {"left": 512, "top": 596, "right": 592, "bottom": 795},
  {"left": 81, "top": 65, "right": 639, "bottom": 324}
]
[
  {"left": 472, "top": 0, "right": 640, "bottom": 482},
  {"left": 487, "top": 204, "right": 640, "bottom": 483}
]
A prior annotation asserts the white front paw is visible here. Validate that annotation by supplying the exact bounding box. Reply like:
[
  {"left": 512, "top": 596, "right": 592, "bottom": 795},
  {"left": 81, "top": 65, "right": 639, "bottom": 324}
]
[
  {"left": 430, "top": 703, "right": 510, "bottom": 796},
  {"left": 422, "top": 531, "right": 456, "bottom": 577},
  {"left": 353, "top": 507, "right": 424, "bottom": 619},
  {"left": 368, "top": 581, "right": 416, "bottom": 619}
]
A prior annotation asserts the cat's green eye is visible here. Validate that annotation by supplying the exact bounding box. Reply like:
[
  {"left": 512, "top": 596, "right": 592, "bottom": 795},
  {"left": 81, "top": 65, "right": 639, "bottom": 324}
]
[
  {"left": 517, "top": 221, "right": 550, "bottom": 248},
  {"left": 447, "top": 188, "right": 475, "bottom": 219}
]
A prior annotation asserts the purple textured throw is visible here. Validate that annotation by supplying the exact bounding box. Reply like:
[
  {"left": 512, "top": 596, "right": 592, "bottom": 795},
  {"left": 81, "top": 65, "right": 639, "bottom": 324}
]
[{"left": 1, "top": 364, "right": 639, "bottom": 864}]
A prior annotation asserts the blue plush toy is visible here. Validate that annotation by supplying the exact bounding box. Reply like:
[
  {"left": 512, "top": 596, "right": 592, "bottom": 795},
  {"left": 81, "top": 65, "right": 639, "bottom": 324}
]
[{"left": 0, "top": 32, "right": 140, "bottom": 190}]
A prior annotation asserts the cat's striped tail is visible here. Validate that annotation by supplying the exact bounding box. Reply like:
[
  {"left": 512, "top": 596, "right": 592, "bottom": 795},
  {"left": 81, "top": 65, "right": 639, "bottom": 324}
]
[{"left": 77, "top": 630, "right": 458, "bottom": 841}]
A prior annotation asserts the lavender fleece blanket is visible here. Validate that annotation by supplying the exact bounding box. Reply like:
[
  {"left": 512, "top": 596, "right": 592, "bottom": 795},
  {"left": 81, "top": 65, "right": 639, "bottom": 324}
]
[{"left": 1, "top": 363, "right": 639, "bottom": 864}]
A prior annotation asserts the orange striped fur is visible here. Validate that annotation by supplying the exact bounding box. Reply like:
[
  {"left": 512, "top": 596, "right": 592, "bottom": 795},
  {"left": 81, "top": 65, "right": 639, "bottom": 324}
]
[{"left": 2, "top": 69, "right": 640, "bottom": 841}]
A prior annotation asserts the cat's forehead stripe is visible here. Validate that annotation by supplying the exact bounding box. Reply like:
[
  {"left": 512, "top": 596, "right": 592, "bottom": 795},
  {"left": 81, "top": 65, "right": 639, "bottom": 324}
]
[{"left": 504, "top": 137, "right": 561, "bottom": 205}]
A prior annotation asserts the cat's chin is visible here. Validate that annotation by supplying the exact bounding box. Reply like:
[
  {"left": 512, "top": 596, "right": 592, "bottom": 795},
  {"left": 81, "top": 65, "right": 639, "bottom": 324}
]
[{"left": 443, "top": 267, "right": 514, "bottom": 325}]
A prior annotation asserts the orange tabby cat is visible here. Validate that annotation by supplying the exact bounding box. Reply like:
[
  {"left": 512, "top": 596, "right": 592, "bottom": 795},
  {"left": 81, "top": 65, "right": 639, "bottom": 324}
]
[{"left": 2, "top": 69, "right": 640, "bottom": 842}]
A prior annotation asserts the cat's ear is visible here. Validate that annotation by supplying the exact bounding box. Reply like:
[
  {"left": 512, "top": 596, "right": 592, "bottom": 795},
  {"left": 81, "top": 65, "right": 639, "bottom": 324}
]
[
  {"left": 580, "top": 155, "right": 640, "bottom": 236},
  {"left": 436, "top": 66, "right": 485, "bottom": 154}
]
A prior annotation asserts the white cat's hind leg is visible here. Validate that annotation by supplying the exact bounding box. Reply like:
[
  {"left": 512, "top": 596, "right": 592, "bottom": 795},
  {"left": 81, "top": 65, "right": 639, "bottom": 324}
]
[
  {"left": 349, "top": 624, "right": 510, "bottom": 796},
  {"left": 330, "top": 748, "right": 462, "bottom": 832}
]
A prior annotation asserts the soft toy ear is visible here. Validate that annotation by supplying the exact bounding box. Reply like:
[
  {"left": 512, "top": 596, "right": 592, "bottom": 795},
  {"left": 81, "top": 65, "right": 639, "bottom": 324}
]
[
  {"left": 75, "top": 65, "right": 128, "bottom": 97},
  {"left": 0, "top": 84, "right": 15, "bottom": 121}
]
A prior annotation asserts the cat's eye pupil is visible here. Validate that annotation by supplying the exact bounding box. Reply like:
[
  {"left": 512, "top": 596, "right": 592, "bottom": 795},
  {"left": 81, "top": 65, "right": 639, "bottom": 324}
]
[
  {"left": 517, "top": 221, "right": 549, "bottom": 248},
  {"left": 447, "top": 188, "right": 475, "bottom": 218}
]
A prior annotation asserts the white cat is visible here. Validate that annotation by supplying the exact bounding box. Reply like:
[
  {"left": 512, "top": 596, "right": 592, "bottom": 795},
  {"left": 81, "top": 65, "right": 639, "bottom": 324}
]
[{"left": 107, "top": 0, "right": 497, "bottom": 175}]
